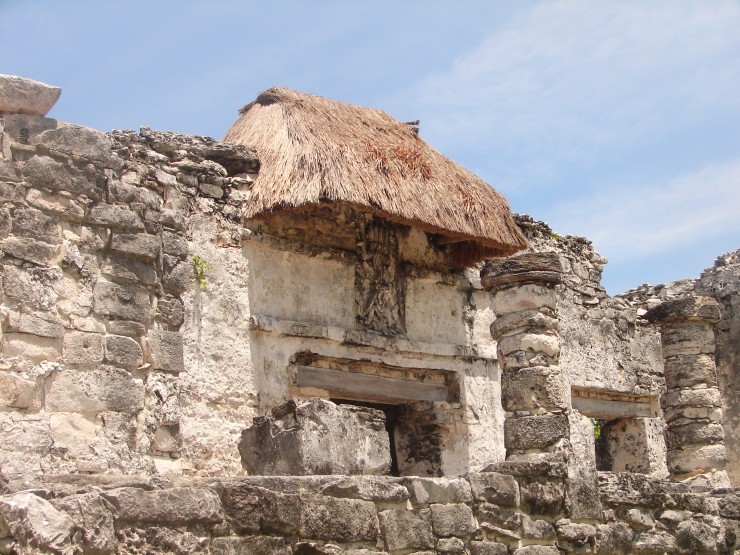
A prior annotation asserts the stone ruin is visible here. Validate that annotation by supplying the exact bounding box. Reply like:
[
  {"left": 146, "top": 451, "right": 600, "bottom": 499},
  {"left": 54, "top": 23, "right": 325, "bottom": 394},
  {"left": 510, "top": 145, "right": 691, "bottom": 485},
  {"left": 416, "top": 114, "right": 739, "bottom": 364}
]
[{"left": 0, "top": 74, "right": 738, "bottom": 554}]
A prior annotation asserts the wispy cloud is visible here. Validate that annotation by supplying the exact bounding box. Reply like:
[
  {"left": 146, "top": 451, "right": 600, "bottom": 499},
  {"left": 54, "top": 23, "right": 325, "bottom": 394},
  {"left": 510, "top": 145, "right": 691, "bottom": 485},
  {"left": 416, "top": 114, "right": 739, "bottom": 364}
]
[
  {"left": 548, "top": 158, "right": 740, "bottom": 262},
  {"left": 411, "top": 0, "right": 740, "bottom": 192}
]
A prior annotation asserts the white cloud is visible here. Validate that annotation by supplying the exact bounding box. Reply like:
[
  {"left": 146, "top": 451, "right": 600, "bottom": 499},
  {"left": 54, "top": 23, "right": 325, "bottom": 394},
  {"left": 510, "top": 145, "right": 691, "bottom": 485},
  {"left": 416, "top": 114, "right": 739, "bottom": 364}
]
[
  {"left": 413, "top": 0, "right": 740, "bottom": 159},
  {"left": 548, "top": 158, "right": 740, "bottom": 262}
]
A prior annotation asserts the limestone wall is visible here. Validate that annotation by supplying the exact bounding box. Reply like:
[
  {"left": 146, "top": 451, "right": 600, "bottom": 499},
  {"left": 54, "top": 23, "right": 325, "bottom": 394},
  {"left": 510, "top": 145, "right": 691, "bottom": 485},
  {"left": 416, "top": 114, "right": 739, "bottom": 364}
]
[{"left": 1, "top": 469, "right": 738, "bottom": 554}]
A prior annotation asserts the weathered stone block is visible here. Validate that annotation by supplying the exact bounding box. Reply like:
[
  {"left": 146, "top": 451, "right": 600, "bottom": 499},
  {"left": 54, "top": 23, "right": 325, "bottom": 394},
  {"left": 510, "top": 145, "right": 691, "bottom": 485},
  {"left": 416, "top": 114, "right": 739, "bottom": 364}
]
[
  {"left": 668, "top": 444, "right": 728, "bottom": 475},
  {"left": 498, "top": 331, "right": 560, "bottom": 358},
  {"left": 0, "top": 371, "right": 39, "bottom": 409},
  {"left": 664, "top": 353, "right": 718, "bottom": 389},
  {"left": 1, "top": 332, "right": 61, "bottom": 362},
  {"left": 490, "top": 283, "right": 558, "bottom": 314},
  {"left": 1, "top": 236, "right": 59, "bottom": 265},
  {"left": 469, "top": 472, "right": 519, "bottom": 508},
  {"left": 430, "top": 503, "right": 477, "bottom": 537},
  {"left": 146, "top": 329, "right": 184, "bottom": 373},
  {"left": 45, "top": 366, "right": 144, "bottom": 413},
  {"left": 155, "top": 294, "right": 184, "bottom": 328},
  {"left": 320, "top": 476, "right": 409, "bottom": 502},
  {"left": 660, "top": 323, "right": 715, "bottom": 357},
  {"left": 63, "top": 331, "right": 104, "bottom": 365},
  {"left": 49, "top": 412, "right": 96, "bottom": 456},
  {"left": 475, "top": 502, "right": 521, "bottom": 534},
  {"left": 437, "top": 536, "right": 466, "bottom": 553},
  {"left": 299, "top": 494, "right": 378, "bottom": 542},
  {"left": 501, "top": 366, "right": 568, "bottom": 411},
  {"left": 22, "top": 155, "right": 101, "bottom": 199},
  {"left": 490, "top": 308, "right": 558, "bottom": 339},
  {"left": 111, "top": 233, "right": 160, "bottom": 260},
  {"left": 163, "top": 258, "right": 192, "bottom": 292},
  {"left": 666, "top": 421, "right": 725, "bottom": 448},
  {"left": 93, "top": 281, "right": 151, "bottom": 322},
  {"left": 106, "top": 319, "right": 146, "bottom": 338},
  {"left": 379, "top": 508, "right": 434, "bottom": 551},
  {"left": 481, "top": 252, "right": 562, "bottom": 291},
  {"left": 513, "top": 547, "right": 560, "bottom": 555},
  {"left": 11, "top": 207, "right": 62, "bottom": 244},
  {"left": 162, "top": 230, "right": 188, "bottom": 259},
  {"left": 101, "top": 255, "right": 158, "bottom": 286},
  {"left": 521, "top": 515, "right": 556, "bottom": 540},
  {"left": 104, "top": 334, "right": 144, "bottom": 369},
  {"left": 239, "top": 399, "right": 391, "bottom": 476},
  {"left": 102, "top": 487, "right": 222, "bottom": 525},
  {"left": 2, "top": 113, "right": 57, "bottom": 145},
  {"left": 505, "top": 413, "right": 570, "bottom": 452},
  {"left": 5, "top": 310, "right": 64, "bottom": 338},
  {"left": 632, "top": 530, "right": 678, "bottom": 554},
  {"left": 0, "top": 412, "right": 51, "bottom": 453},
  {"left": 663, "top": 387, "right": 721, "bottom": 409},
  {"left": 470, "top": 541, "right": 508, "bottom": 555},
  {"left": 109, "top": 181, "right": 162, "bottom": 210},
  {"left": 215, "top": 482, "right": 301, "bottom": 535},
  {"left": 595, "top": 522, "right": 633, "bottom": 555},
  {"left": 0, "top": 75, "right": 61, "bottom": 115},
  {"left": 86, "top": 204, "right": 144, "bottom": 231},
  {"left": 38, "top": 122, "right": 111, "bottom": 162},
  {"left": 26, "top": 188, "right": 85, "bottom": 222},
  {"left": 51, "top": 492, "right": 116, "bottom": 555},
  {"left": 645, "top": 295, "right": 721, "bottom": 324},
  {"left": 403, "top": 477, "right": 473, "bottom": 504},
  {"left": 0, "top": 492, "right": 73, "bottom": 553},
  {"left": 519, "top": 476, "right": 565, "bottom": 516},
  {"left": 675, "top": 519, "right": 718, "bottom": 553},
  {"left": 210, "top": 536, "right": 291, "bottom": 555},
  {"left": 152, "top": 424, "right": 180, "bottom": 452}
]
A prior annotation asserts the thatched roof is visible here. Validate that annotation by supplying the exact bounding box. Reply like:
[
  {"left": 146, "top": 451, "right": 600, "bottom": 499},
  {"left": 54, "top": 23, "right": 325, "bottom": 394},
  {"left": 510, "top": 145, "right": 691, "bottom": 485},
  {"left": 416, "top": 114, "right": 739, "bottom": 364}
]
[{"left": 224, "top": 87, "right": 527, "bottom": 264}]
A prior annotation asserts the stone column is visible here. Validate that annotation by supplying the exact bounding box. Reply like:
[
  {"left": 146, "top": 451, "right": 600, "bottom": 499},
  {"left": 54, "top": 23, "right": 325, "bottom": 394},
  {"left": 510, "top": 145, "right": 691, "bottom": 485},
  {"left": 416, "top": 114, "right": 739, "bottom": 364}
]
[
  {"left": 481, "top": 252, "right": 571, "bottom": 461},
  {"left": 645, "top": 296, "right": 730, "bottom": 489}
]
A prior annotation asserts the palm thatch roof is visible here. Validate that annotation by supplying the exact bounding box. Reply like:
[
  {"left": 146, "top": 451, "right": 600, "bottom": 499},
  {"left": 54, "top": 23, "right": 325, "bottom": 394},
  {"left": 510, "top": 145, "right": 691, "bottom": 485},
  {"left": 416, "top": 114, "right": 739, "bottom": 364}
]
[{"left": 223, "top": 87, "right": 527, "bottom": 264}]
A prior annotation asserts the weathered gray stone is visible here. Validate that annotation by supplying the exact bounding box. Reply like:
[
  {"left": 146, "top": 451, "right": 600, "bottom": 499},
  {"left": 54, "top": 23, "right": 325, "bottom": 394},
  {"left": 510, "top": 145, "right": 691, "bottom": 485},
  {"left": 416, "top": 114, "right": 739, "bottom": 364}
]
[
  {"left": 52, "top": 492, "right": 116, "bottom": 554},
  {"left": 152, "top": 424, "right": 180, "bottom": 452},
  {"left": 147, "top": 329, "right": 185, "bottom": 373},
  {"left": 403, "top": 477, "right": 473, "bottom": 505},
  {"left": 105, "top": 334, "right": 144, "bottom": 369},
  {"left": 660, "top": 323, "right": 716, "bottom": 357},
  {"left": 155, "top": 294, "right": 185, "bottom": 327},
  {"left": 102, "top": 255, "right": 158, "bottom": 286},
  {"left": 111, "top": 232, "right": 160, "bottom": 260},
  {"left": 86, "top": 204, "right": 144, "bottom": 230},
  {"left": 4, "top": 310, "right": 63, "bottom": 338},
  {"left": 632, "top": 530, "right": 678, "bottom": 554},
  {"left": 490, "top": 308, "right": 558, "bottom": 339},
  {"left": 2, "top": 113, "right": 57, "bottom": 145},
  {"left": 430, "top": 503, "right": 477, "bottom": 537},
  {"left": 666, "top": 421, "right": 725, "bottom": 448},
  {"left": 468, "top": 472, "right": 519, "bottom": 507},
  {"left": 162, "top": 231, "right": 188, "bottom": 259},
  {"left": 214, "top": 482, "right": 301, "bottom": 535},
  {"left": 645, "top": 295, "right": 721, "bottom": 324},
  {"left": 379, "top": 508, "right": 434, "bottom": 551},
  {"left": 519, "top": 476, "right": 565, "bottom": 516},
  {"left": 11, "top": 207, "right": 62, "bottom": 244},
  {"left": 210, "top": 536, "right": 291, "bottom": 555},
  {"left": 240, "top": 399, "right": 391, "bottom": 476},
  {"left": 45, "top": 365, "right": 144, "bottom": 413},
  {"left": 505, "top": 413, "right": 570, "bottom": 451},
  {"left": 668, "top": 444, "right": 727, "bottom": 475},
  {"left": 38, "top": 122, "right": 111, "bottom": 162},
  {"left": 490, "top": 283, "right": 558, "bottom": 314},
  {"left": 436, "top": 536, "right": 466, "bottom": 553},
  {"left": 470, "top": 541, "right": 508, "bottom": 555},
  {"left": 163, "top": 258, "right": 192, "bottom": 292},
  {"left": 0, "top": 492, "right": 73, "bottom": 552},
  {"left": 106, "top": 319, "right": 146, "bottom": 338},
  {"left": 26, "top": 188, "right": 86, "bottom": 222},
  {"left": 93, "top": 281, "right": 151, "bottom": 322},
  {"left": 481, "top": 252, "right": 563, "bottom": 291},
  {"left": 109, "top": 181, "right": 162, "bottom": 210},
  {"left": 501, "top": 366, "right": 569, "bottom": 411},
  {"left": 512, "top": 546, "right": 560, "bottom": 555},
  {"left": 0, "top": 75, "right": 61, "bottom": 115},
  {"left": 663, "top": 387, "right": 722, "bottom": 409},
  {"left": 320, "top": 476, "right": 409, "bottom": 502},
  {"left": 102, "top": 487, "right": 221, "bottom": 525},
  {"left": 62, "top": 330, "right": 104, "bottom": 365},
  {"left": 299, "top": 494, "right": 378, "bottom": 542},
  {"left": 521, "top": 515, "right": 556, "bottom": 540},
  {"left": 595, "top": 522, "right": 633, "bottom": 555},
  {"left": 22, "top": 155, "right": 101, "bottom": 199},
  {"left": 675, "top": 519, "right": 718, "bottom": 553},
  {"left": 1, "top": 236, "right": 59, "bottom": 265},
  {"left": 664, "top": 353, "right": 718, "bottom": 389}
]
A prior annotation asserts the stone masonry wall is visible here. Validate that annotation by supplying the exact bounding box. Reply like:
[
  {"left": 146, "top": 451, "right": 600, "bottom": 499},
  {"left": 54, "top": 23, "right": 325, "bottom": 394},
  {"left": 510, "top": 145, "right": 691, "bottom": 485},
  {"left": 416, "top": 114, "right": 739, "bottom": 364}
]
[
  {"left": 0, "top": 101, "right": 259, "bottom": 490},
  {"left": 1, "top": 469, "right": 739, "bottom": 554}
]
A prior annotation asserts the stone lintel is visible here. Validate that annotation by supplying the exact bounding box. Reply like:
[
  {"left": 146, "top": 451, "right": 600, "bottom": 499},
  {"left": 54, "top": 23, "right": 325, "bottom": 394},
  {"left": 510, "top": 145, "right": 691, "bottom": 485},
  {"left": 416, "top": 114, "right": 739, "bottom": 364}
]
[
  {"left": 481, "top": 252, "right": 563, "bottom": 292},
  {"left": 644, "top": 295, "right": 721, "bottom": 325}
]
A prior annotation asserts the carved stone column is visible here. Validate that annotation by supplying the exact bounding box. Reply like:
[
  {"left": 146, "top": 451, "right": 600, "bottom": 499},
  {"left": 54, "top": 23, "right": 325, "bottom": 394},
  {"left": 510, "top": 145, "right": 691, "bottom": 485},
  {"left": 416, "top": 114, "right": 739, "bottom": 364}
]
[
  {"left": 481, "top": 252, "right": 571, "bottom": 460},
  {"left": 645, "top": 296, "right": 730, "bottom": 488}
]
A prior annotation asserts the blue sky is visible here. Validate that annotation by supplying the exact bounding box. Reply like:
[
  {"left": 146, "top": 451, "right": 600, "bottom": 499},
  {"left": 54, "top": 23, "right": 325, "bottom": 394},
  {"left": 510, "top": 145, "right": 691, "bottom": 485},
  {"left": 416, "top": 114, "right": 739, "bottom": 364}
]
[{"left": 2, "top": 1, "right": 738, "bottom": 294}]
